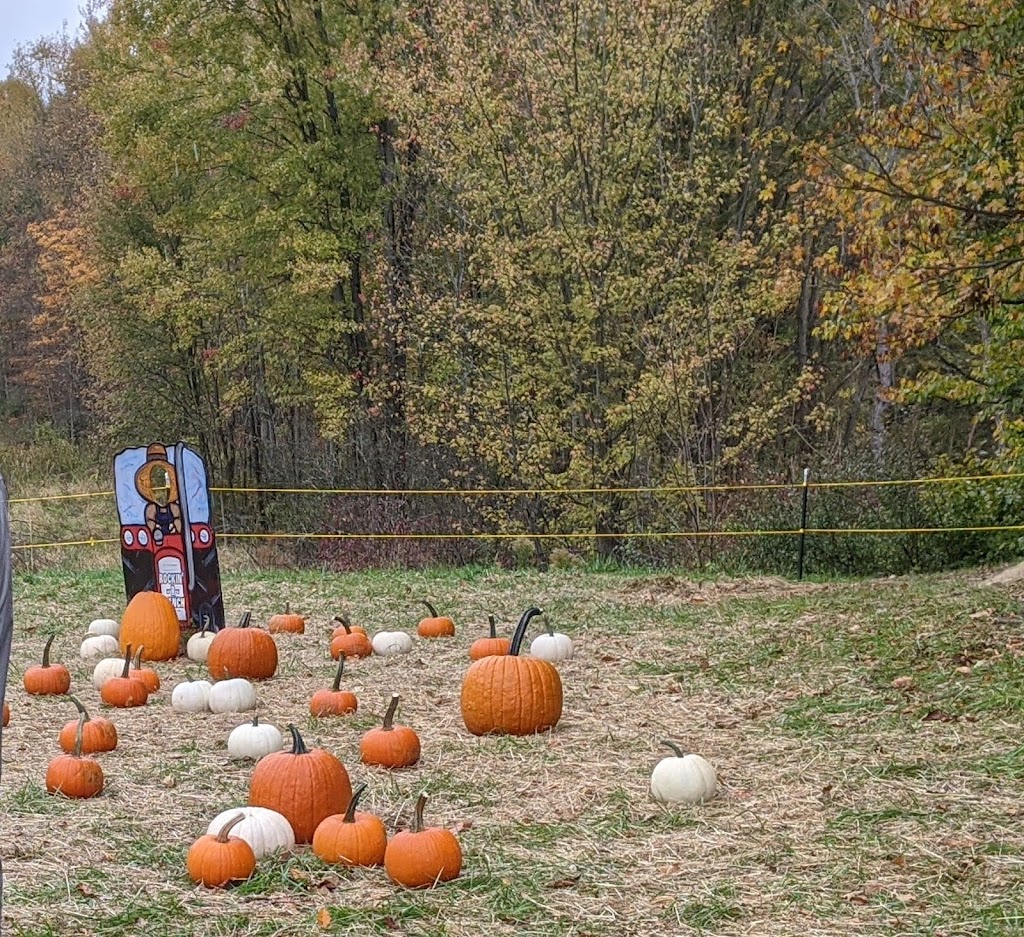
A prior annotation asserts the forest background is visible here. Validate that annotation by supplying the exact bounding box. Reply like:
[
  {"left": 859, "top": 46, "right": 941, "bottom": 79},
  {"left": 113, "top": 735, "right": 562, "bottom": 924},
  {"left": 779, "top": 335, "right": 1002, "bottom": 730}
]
[{"left": 2, "top": 0, "right": 1023, "bottom": 576}]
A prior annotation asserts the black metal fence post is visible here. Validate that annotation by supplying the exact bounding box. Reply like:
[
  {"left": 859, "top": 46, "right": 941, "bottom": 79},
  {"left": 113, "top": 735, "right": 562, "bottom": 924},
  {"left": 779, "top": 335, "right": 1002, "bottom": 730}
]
[{"left": 797, "top": 467, "right": 810, "bottom": 580}]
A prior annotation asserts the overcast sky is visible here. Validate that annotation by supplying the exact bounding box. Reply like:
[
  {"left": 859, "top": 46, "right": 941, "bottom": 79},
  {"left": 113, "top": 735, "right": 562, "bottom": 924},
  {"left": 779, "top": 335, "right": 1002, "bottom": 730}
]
[{"left": 0, "top": 1, "right": 88, "bottom": 74}]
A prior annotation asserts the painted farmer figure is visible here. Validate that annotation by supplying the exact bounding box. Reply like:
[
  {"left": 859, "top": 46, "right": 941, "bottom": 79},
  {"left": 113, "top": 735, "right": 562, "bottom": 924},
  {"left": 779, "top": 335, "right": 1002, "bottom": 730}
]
[{"left": 136, "top": 445, "right": 183, "bottom": 544}]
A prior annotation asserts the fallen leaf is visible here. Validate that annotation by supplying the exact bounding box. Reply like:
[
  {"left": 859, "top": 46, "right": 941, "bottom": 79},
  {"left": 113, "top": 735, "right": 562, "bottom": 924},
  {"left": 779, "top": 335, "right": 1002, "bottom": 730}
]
[
  {"left": 547, "top": 876, "right": 581, "bottom": 889},
  {"left": 922, "top": 709, "right": 956, "bottom": 722},
  {"left": 891, "top": 676, "right": 915, "bottom": 691},
  {"left": 76, "top": 883, "right": 96, "bottom": 898},
  {"left": 316, "top": 908, "right": 332, "bottom": 930},
  {"left": 450, "top": 820, "right": 474, "bottom": 834}
]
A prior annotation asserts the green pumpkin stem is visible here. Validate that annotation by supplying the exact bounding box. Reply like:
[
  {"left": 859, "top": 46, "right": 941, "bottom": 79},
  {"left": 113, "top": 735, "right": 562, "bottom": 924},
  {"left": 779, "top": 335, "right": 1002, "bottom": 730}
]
[
  {"left": 382, "top": 693, "right": 400, "bottom": 731},
  {"left": 67, "top": 694, "right": 90, "bottom": 721},
  {"left": 72, "top": 712, "right": 86, "bottom": 758},
  {"left": 411, "top": 793, "right": 428, "bottom": 833},
  {"left": 487, "top": 615, "right": 497, "bottom": 639},
  {"left": 217, "top": 812, "right": 247, "bottom": 842},
  {"left": 509, "top": 607, "right": 543, "bottom": 656},
  {"left": 344, "top": 783, "right": 367, "bottom": 823},
  {"left": 120, "top": 644, "right": 133, "bottom": 679},
  {"left": 331, "top": 657, "right": 346, "bottom": 691},
  {"left": 286, "top": 723, "right": 309, "bottom": 755},
  {"left": 251, "top": 714, "right": 260, "bottom": 727},
  {"left": 41, "top": 633, "right": 56, "bottom": 668},
  {"left": 661, "top": 739, "right": 686, "bottom": 759},
  {"left": 422, "top": 601, "right": 438, "bottom": 618}
]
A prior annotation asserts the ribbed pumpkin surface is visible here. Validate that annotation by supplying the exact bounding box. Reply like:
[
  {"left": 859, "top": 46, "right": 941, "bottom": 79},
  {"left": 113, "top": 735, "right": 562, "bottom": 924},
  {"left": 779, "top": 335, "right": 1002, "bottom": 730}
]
[{"left": 460, "top": 656, "right": 563, "bottom": 736}]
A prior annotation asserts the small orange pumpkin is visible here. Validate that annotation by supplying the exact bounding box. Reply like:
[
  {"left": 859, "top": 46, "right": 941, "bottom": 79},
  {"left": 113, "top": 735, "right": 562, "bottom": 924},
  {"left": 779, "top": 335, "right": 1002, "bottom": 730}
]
[
  {"left": 248, "top": 724, "right": 352, "bottom": 843},
  {"left": 469, "top": 614, "right": 510, "bottom": 660},
  {"left": 23, "top": 634, "right": 72, "bottom": 696},
  {"left": 461, "top": 607, "right": 562, "bottom": 736},
  {"left": 384, "top": 793, "right": 462, "bottom": 888},
  {"left": 330, "top": 613, "right": 368, "bottom": 639},
  {"left": 312, "top": 782, "right": 388, "bottom": 867},
  {"left": 417, "top": 601, "right": 455, "bottom": 638},
  {"left": 120, "top": 590, "right": 181, "bottom": 661},
  {"left": 360, "top": 694, "right": 421, "bottom": 769},
  {"left": 186, "top": 813, "right": 257, "bottom": 888},
  {"left": 330, "top": 618, "right": 372, "bottom": 660},
  {"left": 2, "top": 701, "right": 8, "bottom": 727},
  {"left": 207, "top": 611, "right": 279, "bottom": 680},
  {"left": 46, "top": 713, "right": 104, "bottom": 799},
  {"left": 129, "top": 646, "right": 161, "bottom": 693},
  {"left": 58, "top": 695, "right": 118, "bottom": 754},
  {"left": 268, "top": 602, "right": 306, "bottom": 635},
  {"left": 100, "top": 645, "right": 150, "bottom": 709},
  {"left": 310, "top": 658, "right": 359, "bottom": 717}
]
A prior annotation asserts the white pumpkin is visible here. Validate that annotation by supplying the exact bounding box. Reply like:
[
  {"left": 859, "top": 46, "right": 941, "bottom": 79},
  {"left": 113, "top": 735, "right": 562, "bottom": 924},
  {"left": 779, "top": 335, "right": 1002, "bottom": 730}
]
[
  {"left": 206, "top": 806, "right": 295, "bottom": 859},
  {"left": 649, "top": 741, "right": 717, "bottom": 805},
  {"left": 186, "top": 624, "right": 217, "bottom": 663},
  {"left": 171, "top": 675, "right": 213, "bottom": 713},
  {"left": 208, "top": 678, "right": 257, "bottom": 714},
  {"left": 227, "top": 714, "right": 284, "bottom": 760},
  {"left": 81, "top": 634, "right": 121, "bottom": 660},
  {"left": 87, "top": 618, "right": 120, "bottom": 639},
  {"left": 529, "top": 622, "right": 574, "bottom": 661},
  {"left": 93, "top": 656, "right": 128, "bottom": 689},
  {"left": 371, "top": 630, "right": 414, "bottom": 656}
]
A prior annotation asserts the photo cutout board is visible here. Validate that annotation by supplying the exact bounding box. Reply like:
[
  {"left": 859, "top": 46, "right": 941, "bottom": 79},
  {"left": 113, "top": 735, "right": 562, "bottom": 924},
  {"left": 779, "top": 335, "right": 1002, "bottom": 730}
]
[
  {"left": 114, "top": 443, "right": 225, "bottom": 631},
  {"left": 0, "top": 473, "right": 12, "bottom": 917}
]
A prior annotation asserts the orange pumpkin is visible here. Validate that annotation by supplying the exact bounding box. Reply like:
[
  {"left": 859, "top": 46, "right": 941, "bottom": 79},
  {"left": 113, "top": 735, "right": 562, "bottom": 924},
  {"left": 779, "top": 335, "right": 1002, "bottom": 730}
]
[
  {"left": 461, "top": 607, "right": 562, "bottom": 736},
  {"left": 310, "top": 658, "right": 359, "bottom": 717},
  {"left": 186, "top": 813, "right": 257, "bottom": 888},
  {"left": 384, "top": 793, "right": 462, "bottom": 888},
  {"left": 330, "top": 618, "right": 372, "bottom": 660},
  {"left": 248, "top": 724, "right": 352, "bottom": 843},
  {"left": 46, "top": 714, "right": 104, "bottom": 799},
  {"left": 129, "top": 646, "right": 161, "bottom": 693},
  {"left": 360, "top": 694, "right": 421, "bottom": 769},
  {"left": 417, "top": 601, "right": 455, "bottom": 638},
  {"left": 2, "top": 701, "right": 8, "bottom": 727},
  {"left": 468, "top": 614, "right": 510, "bottom": 660},
  {"left": 312, "top": 783, "right": 388, "bottom": 867},
  {"left": 207, "top": 611, "right": 278, "bottom": 680},
  {"left": 268, "top": 602, "right": 306, "bottom": 635},
  {"left": 100, "top": 645, "right": 150, "bottom": 709},
  {"left": 58, "top": 695, "right": 118, "bottom": 754},
  {"left": 120, "top": 590, "right": 181, "bottom": 661},
  {"left": 23, "top": 634, "right": 72, "bottom": 696}
]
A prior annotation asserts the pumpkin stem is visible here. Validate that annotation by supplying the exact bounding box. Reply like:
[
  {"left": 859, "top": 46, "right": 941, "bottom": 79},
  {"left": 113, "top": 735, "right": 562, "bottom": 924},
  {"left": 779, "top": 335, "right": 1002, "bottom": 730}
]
[
  {"left": 421, "top": 601, "right": 438, "bottom": 618},
  {"left": 382, "top": 693, "right": 400, "bottom": 731},
  {"left": 72, "top": 711, "right": 86, "bottom": 758},
  {"left": 411, "top": 792, "right": 428, "bottom": 834},
  {"left": 331, "top": 656, "right": 346, "bottom": 692},
  {"left": 41, "top": 633, "right": 56, "bottom": 668},
  {"left": 238, "top": 610, "right": 253, "bottom": 629},
  {"left": 332, "top": 615, "right": 352, "bottom": 635},
  {"left": 545, "top": 618, "right": 555, "bottom": 638},
  {"left": 285, "top": 601, "right": 290, "bottom": 615},
  {"left": 487, "top": 615, "right": 497, "bottom": 639},
  {"left": 251, "top": 714, "right": 259, "bottom": 727},
  {"left": 509, "top": 607, "right": 543, "bottom": 656},
  {"left": 343, "top": 783, "right": 367, "bottom": 823},
  {"left": 133, "top": 646, "right": 145, "bottom": 669},
  {"left": 120, "top": 644, "right": 133, "bottom": 679},
  {"left": 216, "top": 812, "right": 247, "bottom": 842},
  {"left": 286, "top": 723, "right": 309, "bottom": 755},
  {"left": 660, "top": 739, "right": 687, "bottom": 759},
  {"left": 67, "top": 694, "right": 90, "bottom": 721}
]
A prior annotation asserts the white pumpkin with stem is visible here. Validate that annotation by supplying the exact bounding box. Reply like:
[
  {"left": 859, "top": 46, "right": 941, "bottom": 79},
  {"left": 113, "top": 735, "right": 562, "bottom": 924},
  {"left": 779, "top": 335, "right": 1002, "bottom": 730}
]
[
  {"left": 81, "top": 634, "right": 120, "bottom": 660},
  {"left": 371, "top": 630, "right": 414, "bottom": 656},
  {"left": 208, "top": 678, "right": 257, "bottom": 714},
  {"left": 227, "top": 714, "right": 284, "bottom": 760},
  {"left": 528, "top": 618, "right": 574, "bottom": 662},
  {"left": 92, "top": 655, "right": 128, "bottom": 688},
  {"left": 206, "top": 806, "right": 295, "bottom": 859},
  {"left": 87, "top": 618, "right": 120, "bottom": 639},
  {"left": 649, "top": 740, "right": 718, "bottom": 805},
  {"left": 171, "top": 673, "right": 213, "bottom": 713},
  {"left": 186, "top": 620, "right": 217, "bottom": 663}
]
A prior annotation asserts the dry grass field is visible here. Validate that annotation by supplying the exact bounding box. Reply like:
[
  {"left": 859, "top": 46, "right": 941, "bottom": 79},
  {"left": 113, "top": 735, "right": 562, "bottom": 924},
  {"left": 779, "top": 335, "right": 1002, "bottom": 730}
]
[{"left": 2, "top": 565, "right": 1024, "bottom": 936}]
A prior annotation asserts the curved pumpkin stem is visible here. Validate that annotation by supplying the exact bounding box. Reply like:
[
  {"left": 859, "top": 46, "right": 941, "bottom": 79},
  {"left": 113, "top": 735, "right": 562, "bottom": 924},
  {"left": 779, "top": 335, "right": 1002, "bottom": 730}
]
[
  {"left": 331, "top": 657, "right": 346, "bottom": 691},
  {"left": 119, "top": 644, "right": 133, "bottom": 679},
  {"left": 238, "top": 611, "right": 253, "bottom": 629},
  {"left": 286, "top": 723, "right": 309, "bottom": 755},
  {"left": 41, "top": 633, "right": 56, "bottom": 668},
  {"left": 332, "top": 615, "right": 352, "bottom": 635},
  {"left": 381, "top": 693, "right": 400, "bottom": 731},
  {"left": 411, "top": 792, "right": 428, "bottom": 834},
  {"left": 72, "top": 712, "right": 86, "bottom": 759},
  {"left": 487, "top": 615, "right": 497, "bottom": 639},
  {"left": 67, "top": 694, "right": 90, "bottom": 722},
  {"left": 660, "top": 739, "right": 687, "bottom": 759},
  {"left": 421, "top": 601, "right": 438, "bottom": 618},
  {"left": 344, "top": 783, "right": 367, "bottom": 824},
  {"left": 216, "top": 812, "right": 247, "bottom": 842},
  {"left": 509, "top": 608, "right": 543, "bottom": 656},
  {"left": 133, "top": 646, "right": 145, "bottom": 669}
]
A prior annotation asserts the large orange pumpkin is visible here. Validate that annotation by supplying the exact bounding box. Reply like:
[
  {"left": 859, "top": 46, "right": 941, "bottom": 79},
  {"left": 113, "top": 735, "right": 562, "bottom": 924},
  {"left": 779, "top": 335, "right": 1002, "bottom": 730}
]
[
  {"left": 248, "top": 724, "right": 351, "bottom": 843},
  {"left": 460, "top": 607, "right": 562, "bottom": 736},
  {"left": 120, "top": 591, "right": 181, "bottom": 661},
  {"left": 207, "top": 611, "right": 278, "bottom": 680}
]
